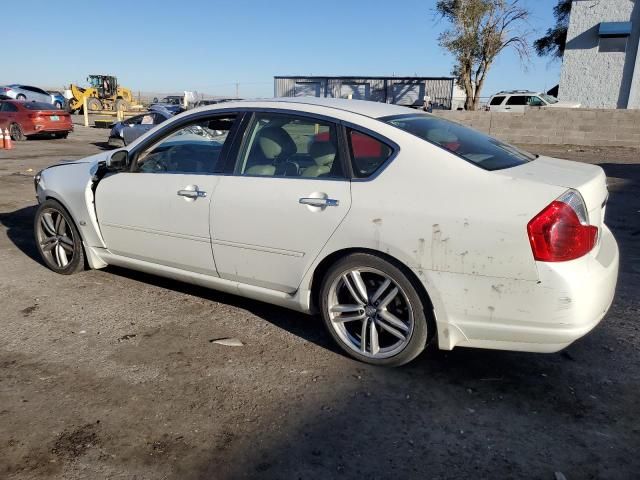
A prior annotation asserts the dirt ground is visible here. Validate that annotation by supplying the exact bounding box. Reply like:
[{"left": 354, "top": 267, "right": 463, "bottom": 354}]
[{"left": 0, "top": 126, "right": 639, "bottom": 480}]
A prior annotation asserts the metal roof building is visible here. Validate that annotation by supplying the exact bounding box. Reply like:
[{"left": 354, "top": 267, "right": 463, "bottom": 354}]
[{"left": 274, "top": 76, "right": 456, "bottom": 110}]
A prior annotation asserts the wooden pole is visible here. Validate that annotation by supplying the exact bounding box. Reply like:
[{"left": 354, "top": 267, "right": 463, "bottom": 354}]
[{"left": 83, "top": 96, "right": 89, "bottom": 127}]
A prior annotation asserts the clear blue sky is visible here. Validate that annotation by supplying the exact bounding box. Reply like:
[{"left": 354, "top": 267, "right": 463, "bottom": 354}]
[{"left": 1, "top": 0, "right": 561, "bottom": 98}]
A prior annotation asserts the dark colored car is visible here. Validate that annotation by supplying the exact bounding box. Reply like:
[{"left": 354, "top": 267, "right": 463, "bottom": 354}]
[
  {"left": 48, "top": 91, "right": 67, "bottom": 110},
  {"left": 0, "top": 100, "right": 73, "bottom": 140},
  {"left": 107, "top": 107, "right": 175, "bottom": 148}
]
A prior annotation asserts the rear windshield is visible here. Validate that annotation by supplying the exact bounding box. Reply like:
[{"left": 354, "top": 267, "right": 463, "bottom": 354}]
[
  {"left": 23, "top": 102, "right": 58, "bottom": 110},
  {"left": 382, "top": 114, "right": 535, "bottom": 171}
]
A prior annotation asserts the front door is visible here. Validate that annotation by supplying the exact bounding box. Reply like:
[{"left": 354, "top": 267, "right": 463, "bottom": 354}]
[
  {"left": 95, "top": 114, "right": 239, "bottom": 275},
  {"left": 211, "top": 112, "right": 351, "bottom": 292}
]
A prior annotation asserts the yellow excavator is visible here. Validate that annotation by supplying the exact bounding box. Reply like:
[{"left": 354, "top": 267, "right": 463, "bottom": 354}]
[{"left": 68, "top": 74, "right": 138, "bottom": 113}]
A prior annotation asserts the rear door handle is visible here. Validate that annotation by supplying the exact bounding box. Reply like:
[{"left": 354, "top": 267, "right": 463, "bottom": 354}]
[
  {"left": 177, "top": 189, "right": 207, "bottom": 198},
  {"left": 299, "top": 197, "right": 339, "bottom": 207}
]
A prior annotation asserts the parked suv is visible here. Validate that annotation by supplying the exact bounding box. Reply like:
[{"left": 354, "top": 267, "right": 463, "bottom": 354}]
[{"left": 487, "top": 90, "right": 580, "bottom": 112}]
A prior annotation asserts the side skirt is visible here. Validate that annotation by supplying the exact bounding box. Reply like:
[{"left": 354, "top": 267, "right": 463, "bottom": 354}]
[{"left": 95, "top": 249, "right": 313, "bottom": 314}]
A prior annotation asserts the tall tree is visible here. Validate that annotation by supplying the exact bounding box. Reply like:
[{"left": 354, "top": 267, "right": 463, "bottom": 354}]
[
  {"left": 534, "top": 0, "right": 572, "bottom": 59},
  {"left": 437, "top": 0, "right": 530, "bottom": 110}
]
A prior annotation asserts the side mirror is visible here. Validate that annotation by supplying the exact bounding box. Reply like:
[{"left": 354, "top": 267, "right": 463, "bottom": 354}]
[{"left": 107, "top": 150, "right": 130, "bottom": 171}]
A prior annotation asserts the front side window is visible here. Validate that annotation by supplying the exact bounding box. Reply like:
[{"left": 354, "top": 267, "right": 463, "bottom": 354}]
[
  {"left": 384, "top": 114, "right": 536, "bottom": 171},
  {"left": 528, "top": 96, "right": 545, "bottom": 107},
  {"left": 136, "top": 115, "right": 237, "bottom": 174},
  {"left": 1, "top": 102, "right": 18, "bottom": 112},
  {"left": 236, "top": 113, "right": 344, "bottom": 179},
  {"left": 348, "top": 130, "right": 393, "bottom": 178},
  {"left": 489, "top": 96, "right": 505, "bottom": 106}
]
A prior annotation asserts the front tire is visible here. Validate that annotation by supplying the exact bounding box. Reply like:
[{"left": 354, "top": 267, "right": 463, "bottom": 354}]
[
  {"left": 16, "top": 94, "right": 26, "bottom": 100},
  {"left": 34, "top": 199, "right": 85, "bottom": 275},
  {"left": 319, "top": 253, "right": 429, "bottom": 366}
]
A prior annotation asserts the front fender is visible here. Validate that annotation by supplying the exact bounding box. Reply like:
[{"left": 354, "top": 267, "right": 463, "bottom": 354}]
[{"left": 36, "top": 157, "right": 108, "bottom": 250}]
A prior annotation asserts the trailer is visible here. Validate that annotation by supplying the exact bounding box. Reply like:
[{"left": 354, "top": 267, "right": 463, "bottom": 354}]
[{"left": 274, "top": 76, "right": 456, "bottom": 110}]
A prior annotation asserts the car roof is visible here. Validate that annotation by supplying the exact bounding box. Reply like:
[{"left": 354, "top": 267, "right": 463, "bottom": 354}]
[{"left": 199, "top": 97, "right": 418, "bottom": 119}]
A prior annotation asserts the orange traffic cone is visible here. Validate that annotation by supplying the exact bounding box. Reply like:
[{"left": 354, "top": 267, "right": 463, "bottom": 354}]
[{"left": 3, "top": 128, "right": 12, "bottom": 150}]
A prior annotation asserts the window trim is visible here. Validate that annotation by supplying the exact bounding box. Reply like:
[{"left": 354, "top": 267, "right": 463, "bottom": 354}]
[
  {"left": 126, "top": 111, "right": 246, "bottom": 175},
  {"left": 344, "top": 124, "right": 398, "bottom": 181},
  {"left": 224, "top": 110, "right": 351, "bottom": 182}
]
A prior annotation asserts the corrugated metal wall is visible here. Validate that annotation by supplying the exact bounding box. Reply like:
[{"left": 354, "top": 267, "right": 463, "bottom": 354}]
[{"left": 274, "top": 77, "right": 455, "bottom": 109}]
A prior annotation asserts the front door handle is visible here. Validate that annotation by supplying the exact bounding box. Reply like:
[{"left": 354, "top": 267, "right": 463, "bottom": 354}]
[
  {"left": 299, "top": 197, "right": 339, "bottom": 207},
  {"left": 177, "top": 189, "right": 207, "bottom": 199}
]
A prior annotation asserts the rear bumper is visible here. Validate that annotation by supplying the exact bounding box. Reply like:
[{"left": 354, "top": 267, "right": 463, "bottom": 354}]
[
  {"left": 431, "top": 226, "right": 619, "bottom": 352},
  {"left": 27, "top": 122, "right": 73, "bottom": 135}
]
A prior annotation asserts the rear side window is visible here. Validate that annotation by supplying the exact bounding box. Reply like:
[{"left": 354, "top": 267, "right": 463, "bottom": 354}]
[
  {"left": 505, "top": 96, "right": 527, "bottom": 106},
  {"left": 23, "top": 102, "right": 56, "bottom": 110},
  {"left": 348, "top": 130, "right": 393, "bottom": 178},
  {"left": 0, "top": 102, "right": 18, "bottom": 112},
  {"left": 383, "top": 114, "right": 536, "bottom": 171},
  {"left": 490, "top": 96, "right": 505, "bottom": 105}
]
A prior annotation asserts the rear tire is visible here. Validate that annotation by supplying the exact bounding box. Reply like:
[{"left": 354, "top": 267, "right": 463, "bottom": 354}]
[
  {"left": 34, "top": 199, "right": 85, "bottom": 275},
  {"left": 53, "top": 132, "right": 68, "bottom": 139},
  {"left": 9, "top": 123, "right": 27, "bottom": 141},
  {"left": 319, "top": 253, "right": 430, "bottom": 367},
  {"left": 114, "top": 98, "right": 129, "bottom": 112},
  {"left": 16, "top": 94, "right": 26, "bottom": 101}
]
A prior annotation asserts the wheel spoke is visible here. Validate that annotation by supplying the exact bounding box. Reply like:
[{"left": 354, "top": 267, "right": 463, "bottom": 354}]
[
  {"left": 330, "top": 304, "right": 366, "bottom": 323},
  {"left": 41, "top": 213, "right": 56, "bottom": 236},
  {"left": 59, "top": 240, "right": 74, "bottom": 254},
  {"left": 55, "top": 244, "right": 69, "bottom": 267},
  {"left": 55, "top": 215, "right": 67, "bottom": 235},
  {"left": 349, "top": 270, "right": 369, "bottom": 303},
  {"left": 369, "top": 320, "right": 380, "bottom": 355},
  {"left": 378, "top": 310, "right": 409, "bottom": 332},
  {"left": 342, "top": 274, "right": 365, "bottom": 305},
  {"left": 371, "top": 278, "right": 391, "bottom": 304},
  {"left": 379, "top": 287, "right": 399, "bottom": 309},
  {"left": 377, "top": 318, "right": 407, "bottom": 341},
  {"left": 360, "top": 318, "right": 369, "bottom": 353}
]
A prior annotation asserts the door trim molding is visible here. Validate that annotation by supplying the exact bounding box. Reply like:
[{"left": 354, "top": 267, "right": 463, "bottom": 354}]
[
  {"left": 101, "top": 222, "right": 210, "bottom": 243},
  {"left": 212, "top": 238, "right": 305, "bottom": 257}
]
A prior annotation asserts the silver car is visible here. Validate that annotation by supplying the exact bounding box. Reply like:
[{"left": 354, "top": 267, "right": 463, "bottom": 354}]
[{"left": 0, "top": 84, "right": 54, "bottom": 104}]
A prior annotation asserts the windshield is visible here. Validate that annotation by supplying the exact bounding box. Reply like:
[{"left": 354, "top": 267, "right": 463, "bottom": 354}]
[
  {"left": 540, "top": 94, "right": 558, "bottom": 104},
  {"left": 383, "top": 114, "right": 536, "bottom": 171}
]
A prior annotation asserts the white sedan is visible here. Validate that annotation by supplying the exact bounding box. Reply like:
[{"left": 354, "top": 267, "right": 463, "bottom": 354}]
[{"left": 33, "top": 98, "right": 619, "bottom": 366}]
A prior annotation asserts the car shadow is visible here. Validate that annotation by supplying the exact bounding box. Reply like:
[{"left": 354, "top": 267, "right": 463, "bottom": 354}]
[
  {"left": 0, "top": 204, "right": 44, "bottom": 266},
  {"left": 91, "top": 141, "right": 116, "bottom": 150}
]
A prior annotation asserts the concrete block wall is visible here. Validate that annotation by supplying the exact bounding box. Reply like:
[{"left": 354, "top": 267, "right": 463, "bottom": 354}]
[{"left": 431, "top": 108, "right": 640, "bottom": 147}]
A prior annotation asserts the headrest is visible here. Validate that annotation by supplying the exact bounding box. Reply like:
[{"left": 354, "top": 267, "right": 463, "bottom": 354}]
[
  {"left": 257, "top": 126, "right": 297, "bottom": 160},
  {"left": 309, "top": 140, "right": 336, "bottom": 166}
]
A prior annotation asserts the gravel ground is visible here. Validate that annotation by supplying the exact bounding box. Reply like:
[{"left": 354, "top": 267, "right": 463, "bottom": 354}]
[{"left": 0, "top": 128, "right": 639, "bottom": 480}]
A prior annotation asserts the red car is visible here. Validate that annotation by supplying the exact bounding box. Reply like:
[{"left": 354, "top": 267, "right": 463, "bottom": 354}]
[{"left": 0, "top": 100, "right": 73, "bottom": 140}]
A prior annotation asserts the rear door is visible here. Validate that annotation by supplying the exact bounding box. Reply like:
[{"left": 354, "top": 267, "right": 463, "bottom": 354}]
[
  {"left": 211, "top": 111, "right": 351, "bottom": 293},
  {"left": 504, "top": 95, "right": 527, "bottom": 112}
]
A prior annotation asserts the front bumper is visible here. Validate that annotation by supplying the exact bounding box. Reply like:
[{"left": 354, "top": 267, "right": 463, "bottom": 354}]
[{"left": 431, "top": 226, "right": 619, "bottom": 352}]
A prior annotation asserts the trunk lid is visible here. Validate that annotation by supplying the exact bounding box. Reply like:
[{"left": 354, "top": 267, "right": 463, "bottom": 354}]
[{"left": 497, "top": 156, "right": 608, "bottom": 230}]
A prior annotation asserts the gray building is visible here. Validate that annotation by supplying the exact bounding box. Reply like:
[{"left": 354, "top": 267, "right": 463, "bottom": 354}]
[
  {"left": 274, "top": 76, "right": 456, "bottom": 109},
  {"left": 559, "top": 0, "right": 640, "bottom": 108}
]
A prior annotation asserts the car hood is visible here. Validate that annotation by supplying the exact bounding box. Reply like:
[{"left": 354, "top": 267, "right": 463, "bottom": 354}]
[
  {"left": 545, "top": 101, "right": 581, "bottom": 108},
  {"left": 46, "top": 151, "right": 111, "bottom": 170}
]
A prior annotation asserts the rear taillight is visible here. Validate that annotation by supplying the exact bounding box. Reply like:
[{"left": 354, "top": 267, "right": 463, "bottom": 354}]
[{"left": 527, "top": 190, "right": 598, "bottom": 262}]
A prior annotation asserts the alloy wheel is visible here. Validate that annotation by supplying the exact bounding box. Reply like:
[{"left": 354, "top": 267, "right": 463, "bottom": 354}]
[
  {"left": 327, "top": 267, "right": 414, "bottom": 359},
  {"left": 36, "top": 208, "right": 75, "bottom": 268}
]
